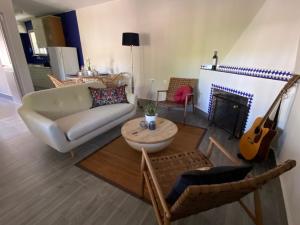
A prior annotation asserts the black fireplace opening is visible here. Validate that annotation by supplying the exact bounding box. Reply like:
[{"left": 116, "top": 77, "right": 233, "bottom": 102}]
[{"left": 209, "top": 89, "right": 250, "bottom": 139}]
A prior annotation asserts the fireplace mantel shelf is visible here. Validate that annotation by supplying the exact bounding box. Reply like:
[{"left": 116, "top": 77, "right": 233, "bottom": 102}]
[{"left": 200, "top": 65, "right": 292, "bottom": 82}]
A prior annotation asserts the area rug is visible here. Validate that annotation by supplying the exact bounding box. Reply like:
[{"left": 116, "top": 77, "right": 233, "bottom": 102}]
[{"left": 77, "top": 123, "right": 206, "bottom": 201}]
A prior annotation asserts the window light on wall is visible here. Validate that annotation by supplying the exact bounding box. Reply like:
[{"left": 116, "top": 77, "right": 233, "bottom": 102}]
[{"left": 28, "top": 31, "right": 47, "bottom": 56}]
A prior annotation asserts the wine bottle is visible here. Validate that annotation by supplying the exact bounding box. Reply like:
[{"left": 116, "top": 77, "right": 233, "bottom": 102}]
[{"left": 212, "top": 51, "right": 218, "bottom": 70}]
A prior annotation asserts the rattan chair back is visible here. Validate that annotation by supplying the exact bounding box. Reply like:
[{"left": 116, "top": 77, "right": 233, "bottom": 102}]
[
  {"left": 166, "top": 77, "right": 198, "bottom": 102},
  {"left": 81, "top": 74, "right": 125, "bottom": 87},
  {"left": 170, "top": 160, "right": 296, "bottom": 220},
  {"left": 48, "top": 75, "right": 78, "bottom": 88},
  {"left": 48, "top": 75, "right": 64, "bottom": 87}
]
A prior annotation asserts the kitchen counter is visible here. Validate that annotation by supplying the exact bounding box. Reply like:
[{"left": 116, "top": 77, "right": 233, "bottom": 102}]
[
  {"left": 28, "top": 65, "right": 53, "bottom": 90},
  {"left": 28, "top": 64, "right": 51, "bottom": 69}
]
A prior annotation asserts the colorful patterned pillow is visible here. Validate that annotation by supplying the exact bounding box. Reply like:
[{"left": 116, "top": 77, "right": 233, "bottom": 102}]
[
  {"left": 89, "top": 85, "right": 128, "bottom": 108},
  {"left": 114, "top": 85, "right": 128, "bottom": 103}
]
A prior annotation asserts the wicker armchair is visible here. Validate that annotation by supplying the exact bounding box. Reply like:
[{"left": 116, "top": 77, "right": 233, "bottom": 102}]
[
  {"left": 48, "top": 75, "right": 80, "bottom": 88},
  {"left": 140, "top": 137, "right": 296, "bottom": 225},
  {"left": 156, "top": 77, "right": 198, "bottom": 123}
]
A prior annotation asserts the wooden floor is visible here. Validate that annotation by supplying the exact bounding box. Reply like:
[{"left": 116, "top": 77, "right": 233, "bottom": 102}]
[{"left": 0, "top": 97, "right": 288, "bottom": 225}]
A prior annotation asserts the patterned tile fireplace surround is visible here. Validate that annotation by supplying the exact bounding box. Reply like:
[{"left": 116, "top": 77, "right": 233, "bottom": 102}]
[{"left": 198, "top": 65, "right": 296, "bottom": 131}]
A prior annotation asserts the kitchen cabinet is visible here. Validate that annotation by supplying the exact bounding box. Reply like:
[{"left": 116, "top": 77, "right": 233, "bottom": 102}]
[
  {"left": 31, "top": 16, "right": 66, "bottom": 48},
  {"left": 28, "top": 65, "right": 53, "bottom": 90}
]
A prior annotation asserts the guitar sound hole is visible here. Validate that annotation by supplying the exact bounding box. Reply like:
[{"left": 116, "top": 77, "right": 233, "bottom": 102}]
[{"left": 254, "top": 127, "right": 261, "bottom": 134}]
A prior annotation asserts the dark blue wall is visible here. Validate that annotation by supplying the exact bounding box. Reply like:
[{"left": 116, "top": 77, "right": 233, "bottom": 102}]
[
  {"left": 21, "top": 11, "right": 84, "bottom": 67},
  {"left": 24, "top": 20, "right": 33, "bottom": 30},
  {"left": 57, "top": 10, "right": 84, "bottom": 67},
  {"left": 20, "top": 33, "right": 31, "bottom": 63}
]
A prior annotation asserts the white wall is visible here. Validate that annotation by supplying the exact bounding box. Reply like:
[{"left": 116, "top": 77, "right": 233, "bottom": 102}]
[
  {"left": 223, "top": 0, "right": 300, "bottom": 71},
  {"left": 197, "top": 0, "right": 300, "bottom": 128},
  {"left": 0, "top": 0, "right": 34, "bottom": 100},
  {"left": 77, "top": 0, "right": 139, "bottom": 83},
  {"left": 277, "top": 37, "right": 300, "bottom": 225},
  {"left": 0, "top": 66, "right": 12, "bottom": 97},
  {"left": 0, "top": 24, "right": 11, "bottom": 66},
  {"left": 279, "top": 86, "right": 300, "bottom": 225},
  {"left": 77, "top": 0, "right": 265, "bottom": 99},
  {"left": 77, "top": 0, "right": 141, "bottom": 93},
  {"left": 0, "top": 10, "right": 14, "bottom": 99}
]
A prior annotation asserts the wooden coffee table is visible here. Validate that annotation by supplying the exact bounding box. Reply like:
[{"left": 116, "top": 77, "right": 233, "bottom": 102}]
[{"left": 121, "top": 117, "right": 178, "bottom": 153}]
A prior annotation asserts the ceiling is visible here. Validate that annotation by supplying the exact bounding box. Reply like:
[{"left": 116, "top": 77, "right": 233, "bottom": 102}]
[{"left": 13, "top": 0, "right": 114, "bottom": 20}]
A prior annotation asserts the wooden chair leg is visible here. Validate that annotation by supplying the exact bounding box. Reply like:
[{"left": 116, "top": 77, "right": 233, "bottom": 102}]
[
  {"left": 183, "top": 108, "right": 187, "bottom": 123},
  {"left": 163, "top": 215, "right": 170, "bottom": 225},
  {"left": 140, "top": 155, "right": 146, "bottom": 197},
  {"left": 239, "top": 190, "right": 264, "bottom": 225},
  {"left": 192, "top": 96, "right": 195, "bottom": 113},
  {"left": 184, "top": 99, "right": 188, "bottom": 124},
  {"left": 254, "top": 190, "right": 263, "bottom": 225}
]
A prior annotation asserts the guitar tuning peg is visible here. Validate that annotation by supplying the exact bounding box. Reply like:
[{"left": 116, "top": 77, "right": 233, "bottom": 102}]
[{"left": 282, "top": 93, "right": 289, "bottom": 99}]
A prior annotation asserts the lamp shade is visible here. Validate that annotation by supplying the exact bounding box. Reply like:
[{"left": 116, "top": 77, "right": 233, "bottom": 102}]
[{"left": 122, "top": 32, "right": 139, "bottom": 46}]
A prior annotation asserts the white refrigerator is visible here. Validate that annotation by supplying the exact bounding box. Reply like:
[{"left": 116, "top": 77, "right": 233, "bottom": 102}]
[{"left": 48, "top": 47, "right": 79, "bottom": 80}]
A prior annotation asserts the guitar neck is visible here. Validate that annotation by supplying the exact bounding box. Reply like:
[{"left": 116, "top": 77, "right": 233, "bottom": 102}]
[
  {"left": 258, "top": 75, "right": 299, "bottom": 128},
  {"left": 260, "top": 91, "right": 283, "bottom": 125}
]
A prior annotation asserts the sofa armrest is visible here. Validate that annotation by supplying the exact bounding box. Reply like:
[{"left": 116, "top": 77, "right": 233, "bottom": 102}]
[
  {"left": 126, "top": 92, "right": 137, "bottom": 105},
  {"left": 18, "top": 106, "right": 68, "bottom": 151}
]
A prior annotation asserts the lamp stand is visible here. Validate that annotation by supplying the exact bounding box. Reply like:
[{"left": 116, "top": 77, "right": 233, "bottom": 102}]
[{"left": 130, "top": 45, "right": 135, "bottom": 94}]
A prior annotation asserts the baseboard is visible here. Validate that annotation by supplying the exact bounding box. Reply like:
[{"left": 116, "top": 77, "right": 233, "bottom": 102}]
[
  {"left": 194, "top": 106, "right": 208, "bottom": 118},
  {"left": 137, "top": 98, "right": 154, "bottom": 108},
  {"left": 138, "top": 98, "right": 209, "bottom": 119}
]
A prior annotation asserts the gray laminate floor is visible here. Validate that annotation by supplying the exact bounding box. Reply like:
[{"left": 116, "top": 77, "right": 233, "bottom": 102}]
[{"left": 0, "top": 97, "right": 288, "bottom": 225}]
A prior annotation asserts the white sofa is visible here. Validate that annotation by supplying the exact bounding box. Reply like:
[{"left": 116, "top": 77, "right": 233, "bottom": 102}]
[{"left": 18, "top": 83, "right": 136, "bottom": 154}]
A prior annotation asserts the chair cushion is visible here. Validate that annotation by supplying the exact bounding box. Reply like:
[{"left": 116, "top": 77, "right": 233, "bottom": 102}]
[
  {"left": 89, "top": 85, "right": 128, "bottom": 108},
  {"left": 165, "top": 165, "right": 252, "bottom": 205},
  {"left": 174, "top": 85, "right": 192, "bottom": 104},
  {"left": 56, "top": 103, "right": 134, "bottom": 141}
]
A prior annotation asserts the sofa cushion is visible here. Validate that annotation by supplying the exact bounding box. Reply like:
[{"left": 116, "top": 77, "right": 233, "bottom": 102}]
[
  {"left": 22, "top": 82, "right": 106, "bottom": 120},
  {"left": 56, "top": 103, "right": 134, "bottom": 141}
]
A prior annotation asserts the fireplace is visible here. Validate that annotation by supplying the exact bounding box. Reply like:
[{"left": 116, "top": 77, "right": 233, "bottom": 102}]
[{"left": 208, "top": 84, "right": 253, "bottom": 138}]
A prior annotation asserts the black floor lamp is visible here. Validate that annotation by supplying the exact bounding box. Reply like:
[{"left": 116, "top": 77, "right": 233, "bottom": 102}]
[{"left": 122, "top": 32, "right": 139, "bottom": 93}]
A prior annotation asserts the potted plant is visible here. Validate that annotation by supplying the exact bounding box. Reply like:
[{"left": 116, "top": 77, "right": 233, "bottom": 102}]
[{"left": 144, "top": 103, "right": 158, "bottom": 124}]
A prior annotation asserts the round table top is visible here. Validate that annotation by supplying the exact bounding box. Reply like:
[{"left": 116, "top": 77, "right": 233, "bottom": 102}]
[{"left": 121, "top": 117, "right": 178, "bottom": 144}]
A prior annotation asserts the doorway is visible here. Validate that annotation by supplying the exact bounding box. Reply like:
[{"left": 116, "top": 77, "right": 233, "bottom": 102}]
[{"left": 0, "top": 13, "right": 22, "bottom": 103}]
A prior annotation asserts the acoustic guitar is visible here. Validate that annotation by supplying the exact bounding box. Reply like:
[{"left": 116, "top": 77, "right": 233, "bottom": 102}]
[{"left": 239, "top": 75, "right": 300, "bottom": 161}]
